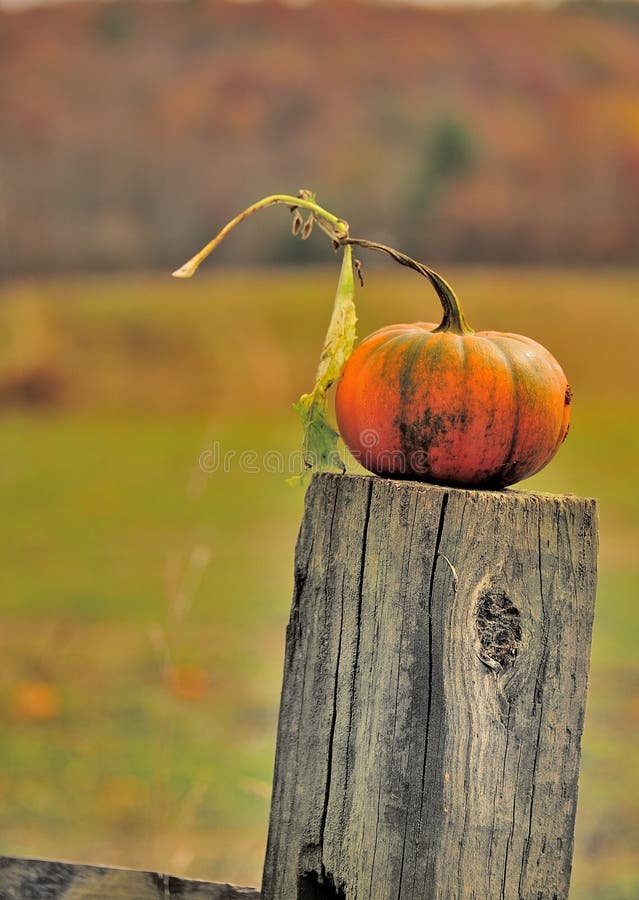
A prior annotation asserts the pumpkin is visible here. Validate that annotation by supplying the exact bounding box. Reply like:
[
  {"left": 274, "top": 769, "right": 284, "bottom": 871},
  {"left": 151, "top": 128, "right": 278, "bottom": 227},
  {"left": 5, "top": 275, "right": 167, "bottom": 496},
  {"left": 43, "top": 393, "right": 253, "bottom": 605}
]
[{"left": 335, "top": 270, "right": 570, "bottom": 489}]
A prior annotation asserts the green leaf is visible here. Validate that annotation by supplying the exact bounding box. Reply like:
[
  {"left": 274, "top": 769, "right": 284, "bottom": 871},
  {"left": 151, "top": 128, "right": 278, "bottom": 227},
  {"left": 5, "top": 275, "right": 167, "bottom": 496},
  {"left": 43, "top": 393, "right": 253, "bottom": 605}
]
[{"left": 289, "top": 246, "right": 357, "bottom": 486}]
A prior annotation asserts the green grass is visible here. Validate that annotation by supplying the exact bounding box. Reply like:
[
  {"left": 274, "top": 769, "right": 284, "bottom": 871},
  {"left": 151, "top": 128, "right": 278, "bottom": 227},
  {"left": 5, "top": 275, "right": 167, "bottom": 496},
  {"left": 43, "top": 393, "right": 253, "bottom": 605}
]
[
  {"left": 0, "top": 413, "right": 303, "bottom": 883},
  {"left": 0, "top": 268, "right": 637, "bottom": 894}
]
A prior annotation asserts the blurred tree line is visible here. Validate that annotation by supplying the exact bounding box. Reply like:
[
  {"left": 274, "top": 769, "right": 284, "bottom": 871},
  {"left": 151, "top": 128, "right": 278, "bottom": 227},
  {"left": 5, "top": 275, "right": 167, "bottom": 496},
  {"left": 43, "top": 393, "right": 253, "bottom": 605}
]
[{"left": 1, "top": 0, "right": 639, "bottom": 275}]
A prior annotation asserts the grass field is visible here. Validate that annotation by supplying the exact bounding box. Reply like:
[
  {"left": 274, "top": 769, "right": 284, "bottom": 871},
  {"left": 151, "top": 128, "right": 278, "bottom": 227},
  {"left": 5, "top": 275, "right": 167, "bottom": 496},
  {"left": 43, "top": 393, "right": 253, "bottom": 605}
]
[{"left": 0, "top": 267, "right": 637, "bottom": 897}]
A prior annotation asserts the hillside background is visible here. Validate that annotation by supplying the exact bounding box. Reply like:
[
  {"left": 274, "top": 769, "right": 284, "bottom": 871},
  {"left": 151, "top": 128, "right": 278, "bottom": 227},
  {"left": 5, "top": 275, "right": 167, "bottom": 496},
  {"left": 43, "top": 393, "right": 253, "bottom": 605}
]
[{"left": 2, "top": 0, "right": 639, "bottom": 274}]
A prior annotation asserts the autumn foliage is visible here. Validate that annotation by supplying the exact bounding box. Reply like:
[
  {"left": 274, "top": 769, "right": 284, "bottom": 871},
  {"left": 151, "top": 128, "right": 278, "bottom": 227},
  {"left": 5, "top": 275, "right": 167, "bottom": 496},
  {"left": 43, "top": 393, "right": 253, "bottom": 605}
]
[{"left": 2, "top": 0, "right": 639, "bottom": 274}]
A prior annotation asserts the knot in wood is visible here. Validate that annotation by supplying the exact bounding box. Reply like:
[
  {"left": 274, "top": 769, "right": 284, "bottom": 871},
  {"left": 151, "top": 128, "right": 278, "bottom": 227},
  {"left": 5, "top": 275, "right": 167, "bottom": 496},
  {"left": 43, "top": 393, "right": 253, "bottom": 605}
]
[
  {"left": 298, "top": 870, "right": 346, "bottom": 900},
  {"left": 476, "top": 588, "right": 522, "bottom": 672}
]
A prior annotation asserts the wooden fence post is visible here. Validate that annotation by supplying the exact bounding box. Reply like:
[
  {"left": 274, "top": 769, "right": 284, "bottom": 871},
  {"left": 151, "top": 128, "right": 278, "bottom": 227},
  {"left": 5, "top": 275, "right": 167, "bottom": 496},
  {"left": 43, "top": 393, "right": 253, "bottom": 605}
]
[{"left": 261, "top": 473, "right": 598, "bottom": 900}]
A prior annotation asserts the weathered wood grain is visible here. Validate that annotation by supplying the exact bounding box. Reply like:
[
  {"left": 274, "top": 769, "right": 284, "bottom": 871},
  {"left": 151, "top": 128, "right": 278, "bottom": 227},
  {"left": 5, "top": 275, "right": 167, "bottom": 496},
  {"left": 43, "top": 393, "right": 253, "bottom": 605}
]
[
  {"left": 262, "top": 473, "right": 598, "bottom": 900},
  {"left": 0, "top": 856, "right": 259, "bottom": 899}
]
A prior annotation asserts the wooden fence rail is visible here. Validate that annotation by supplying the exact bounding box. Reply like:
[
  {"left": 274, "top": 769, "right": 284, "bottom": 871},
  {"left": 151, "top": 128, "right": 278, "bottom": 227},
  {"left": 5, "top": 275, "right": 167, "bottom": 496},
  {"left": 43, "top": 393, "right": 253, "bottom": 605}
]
[
  {"left": 0, "top": 855, "right": 259, "bottom": 899},
  {"left": 2, "top": 473, "right": 598, "bottom": 899}
]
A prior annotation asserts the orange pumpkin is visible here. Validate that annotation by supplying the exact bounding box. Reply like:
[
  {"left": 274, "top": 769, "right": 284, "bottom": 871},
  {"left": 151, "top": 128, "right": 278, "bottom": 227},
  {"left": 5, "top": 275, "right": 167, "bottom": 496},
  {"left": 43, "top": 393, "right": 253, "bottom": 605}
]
[{"left": 335, "top": 272, "right": 570, "bottom": 489}]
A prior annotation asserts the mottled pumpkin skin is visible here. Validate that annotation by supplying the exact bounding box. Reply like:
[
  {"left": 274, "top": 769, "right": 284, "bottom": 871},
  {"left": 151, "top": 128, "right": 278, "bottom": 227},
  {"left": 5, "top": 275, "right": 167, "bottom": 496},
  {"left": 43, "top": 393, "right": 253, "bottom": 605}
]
[{"left": 335, "top": 322, "right": 571, "bottom": 488}]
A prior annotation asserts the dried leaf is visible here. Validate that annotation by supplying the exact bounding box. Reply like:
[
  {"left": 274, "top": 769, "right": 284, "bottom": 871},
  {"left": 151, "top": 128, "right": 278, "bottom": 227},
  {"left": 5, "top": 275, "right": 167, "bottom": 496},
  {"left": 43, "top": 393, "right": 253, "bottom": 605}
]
[
  {"left": 301, "top": 215, "right": 314, "bottom": 240},
  {"left": 291, "top": 210, "right": 303, "bottom": 235},
  {"left": 289, "top": 245, "right": 357, "bottom": 486}
]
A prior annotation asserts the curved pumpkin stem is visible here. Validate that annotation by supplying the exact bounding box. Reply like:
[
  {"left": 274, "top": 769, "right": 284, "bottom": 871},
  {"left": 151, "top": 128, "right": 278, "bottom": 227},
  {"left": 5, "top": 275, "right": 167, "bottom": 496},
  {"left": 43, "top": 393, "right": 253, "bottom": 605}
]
[{"left": 342, "top": 238, "right": 474, "bottom": 336}]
